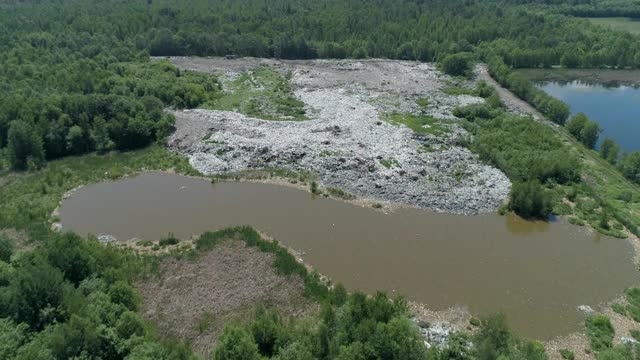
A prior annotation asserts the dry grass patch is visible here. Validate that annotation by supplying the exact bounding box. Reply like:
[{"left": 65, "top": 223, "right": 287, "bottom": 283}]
[{"left": 136, "top": 240, "right": 314, "bottom": 358}]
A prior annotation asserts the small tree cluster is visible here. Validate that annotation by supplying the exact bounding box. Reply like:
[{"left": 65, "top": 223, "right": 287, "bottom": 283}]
[
  {"left": 509, "top": 181, "right": 552, "bottom": 220},
  {"left": 565, "top": 113, "right": 601, "bottom": 149}
]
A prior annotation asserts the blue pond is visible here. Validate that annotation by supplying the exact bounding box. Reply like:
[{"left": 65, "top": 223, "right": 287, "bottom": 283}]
[{"left": 540, "top": 81, "right": 640, "bottom": 152}]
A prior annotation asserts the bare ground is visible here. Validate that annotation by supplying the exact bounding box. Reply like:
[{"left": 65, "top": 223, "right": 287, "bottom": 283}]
[{"left": 135, "top": 240, "right": 314, "bottom": 358}]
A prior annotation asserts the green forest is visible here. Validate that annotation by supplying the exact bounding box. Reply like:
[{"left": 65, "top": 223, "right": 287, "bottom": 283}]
[
  {"left": 2, "top": 0, "right": 640, "bottom": 359},
  {"left": 3, "top": 0, "right": 640, "bottom": 170}
]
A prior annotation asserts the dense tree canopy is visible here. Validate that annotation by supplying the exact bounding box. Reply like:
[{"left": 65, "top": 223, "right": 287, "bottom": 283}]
[
  {"left": 0, "top": 232, "right": 195, "bottom": 359},
  {"left": 1, "top": 0, "right": 640, "bottom": 170}
]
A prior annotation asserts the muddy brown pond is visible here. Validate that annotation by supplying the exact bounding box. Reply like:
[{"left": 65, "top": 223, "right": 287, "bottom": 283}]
[{"left": 59, "top": 172, "right": 639, "bottom": 340}]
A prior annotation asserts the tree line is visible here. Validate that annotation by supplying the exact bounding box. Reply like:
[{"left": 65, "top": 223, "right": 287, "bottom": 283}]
[{"left": 3, "top": 0, "right": 640, "bottom": 171}]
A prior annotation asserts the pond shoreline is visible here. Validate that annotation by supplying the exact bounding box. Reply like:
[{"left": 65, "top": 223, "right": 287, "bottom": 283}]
[
  {"left": 55, "top": 171, "right": 632, "bottom": 342},
  {"left": 515, "top": 68, "right": 640, "bottom": 86}
]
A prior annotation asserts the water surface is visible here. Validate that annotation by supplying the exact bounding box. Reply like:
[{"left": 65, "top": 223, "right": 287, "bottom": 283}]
[
  {"left": 539, "top": 81, "right": 640, "bottom": 152},
  {"left": 59, "top": 172, "right": 639, "bottom": 339}
]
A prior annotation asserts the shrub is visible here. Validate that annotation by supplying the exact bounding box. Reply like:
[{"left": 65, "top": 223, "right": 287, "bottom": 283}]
[
  {"left": 600, "top": 138, "right": 620, "bottom": 164},
  {"left": 625, "top": 288, "right": 640, "bottom": 322},
  {"left": 272, "top": 342, "right": 314, "bottom": 360},
  {"left": 441, "top": 53, "right": 472, "bottom": 77},
  {"left": 4, "top": 259, "right": 66, "bottom": 330},
  {"left": 619, "top": 152, "right": 640, "bottom": 184},
  {"left": 469, "top": 113, "right": 581, "bottom": 184},
  {"left": 566, "top": 113, "right": 588, "bottom": 139},
  {"left": 580, "top": 121, "right": 601, "bottom": 150},
  {"left": 0, "top": 236, "right": 13, "bottom": 262},
  {"left": 250, "top": 306, "right": 282, "bottom": 356},
  {"left": 213, "top": 325, "right": 261, "bottom": 360},
  {"left": 565, "top": 113, "right": 601, "bottom": 149},
  {"left": 611, "top": 303, "right": 626, "bottom": 316},
  {"left": 136, "top": 239, "right": 153, "bottom": 247},
  {"left": 474, "top": 313, "right": 512, "bottom": 359},
  {"left": 585, "top": 314, "right": 614, "bottom": 352},
  {"left": 108, "top": 281, "right": 139, "bottom": 311},
  {"left": 116, "top": 311, "right": 146, "bottom": 339},
  {"left": 559, "top": 349, "right": 575, "bottom": 360},
  {"left": 159, "top": 234, "right": 180, "bottom": 247},
  {"left": 453, "top": 103, "right": 500, "bottom": 121},
  {"left": 509, "top": 181, "right": 552, "bottom": 219}
]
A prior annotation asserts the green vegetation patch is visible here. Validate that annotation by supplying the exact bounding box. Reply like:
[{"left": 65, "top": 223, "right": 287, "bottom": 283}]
[
  {"left": 159, "top": 234, "right": 180, "bottom": 247},
  {"left": 612, "top": 303, "right": 627, "bottom": 316},
  {"left": 559, "top": 349, "right": 575, "bottom": 360},
  {"left": 457, "top": 96, "right": 638, "bottom": 232},
  {"left": 626, "top": 288, "right": 640, "bottom": 322},
  {"left": 415, "top": 97, "right": 430, "bottom": 108},
  {"left": 204, "top": 67, "right": 307, "bottom": 121},
  {"left": 585, "top": 314, "right": 615, "bottom": 352},
  {"left": 461, "top": 109, "right": 580, "bottom": 184},
  {"left": 382, "top": 112, "right": 449, "bottom": 136},
  {"left": 443, "top": 86, "right": 478, "bottom": 96},
  {"left": 584, "top": 17, "right": 640, "bottom": 35},
  {"left": 0, "top": 230, "right": 182, "bottom": 359},
  {"left": 379, "top": 157, "right": 400, "bottom": 169},
  {"left": 325, "top": 187, "right": 355, "bottom": 200}
]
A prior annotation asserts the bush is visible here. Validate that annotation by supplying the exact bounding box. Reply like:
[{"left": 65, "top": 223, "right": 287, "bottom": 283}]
[
  {"left": 441, "top": 53, "right": 472, "bottom": 77},
  {"left": 4, "top": 258, "right": 66, "bottom": 330},
  {"left": 611, "top": 303, "right": 626, "bottom": 316},
  {"left": 159, "top": 234, "right": 180, "bottom": 247},
  {"left": 108, "top": 281, "right": 139, "bottom": 311},
  {"left": 469, "top": 113, "right": 580, "bottom": 184},
  {"left": 559, "top": 349, "right": 575, "bottom": 360},
  {"left": 0, "top": 318, "right": 28, "bottom": 359},
  {"left": 509, "top": 181, "right": 552, "bottom": 219},
  {"left": 475, "top": 313, "right": 512, "bottom": 359},
  {"left": 619, "top": 152, "right": 640, "bottom": 184},
  {"left": 250, "top": 306, "right": 282, "bottom": 356},
  {"left": 0, "top": 236, "right": 13, "bottom": 262},
  {"left": 625, "top": 288, "right": 640, "bottom": 322},
  {"left": 136, "top": 239, "right": 153, "bottom": 247},
  {"left": 566, "top": 113, "right": 587, "bottom": 138},
  {"left": 213, "top": 325, "right": 261, "bottom": 360},
  {"left": 585, "top": 314, "right": 614, "bottom": 352},
  {"left": 565, "top": 113, "right": 601, "bottom": 149},
  {"left": 600, "top": 138, "right": 620, "bottom": 164}
]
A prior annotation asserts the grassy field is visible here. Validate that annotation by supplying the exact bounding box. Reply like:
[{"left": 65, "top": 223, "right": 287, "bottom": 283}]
[
  {"left": 204, "top": 66, "right": 307, "bottom": 121},
  {"left": 562, "top": 128, "right": 640, "bottom": 238},
  {"left": 584, "top": 17, "right": 640, "bottom": 35},
  {"left": 382, "top": 112, "right": 450, "bottom": 136}
]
